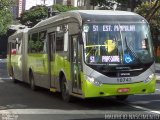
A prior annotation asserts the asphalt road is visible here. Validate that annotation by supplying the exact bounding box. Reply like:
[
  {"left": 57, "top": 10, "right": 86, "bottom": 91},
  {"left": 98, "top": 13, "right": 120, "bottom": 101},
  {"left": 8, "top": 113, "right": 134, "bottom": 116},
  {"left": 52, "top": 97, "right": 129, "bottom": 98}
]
[{"left": 0, "top": 60, "right": 160, "bottom": 120}]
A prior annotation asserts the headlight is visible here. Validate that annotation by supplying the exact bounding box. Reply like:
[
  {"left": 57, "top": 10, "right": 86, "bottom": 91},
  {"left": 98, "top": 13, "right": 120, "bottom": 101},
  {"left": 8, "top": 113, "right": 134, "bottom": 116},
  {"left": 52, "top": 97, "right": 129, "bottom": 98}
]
[
  {"left": 144, "top": 74, "right": 154, "bottom": 83},
  {"left": 86, "top": 75, "right": 102, "bottom": 86}
]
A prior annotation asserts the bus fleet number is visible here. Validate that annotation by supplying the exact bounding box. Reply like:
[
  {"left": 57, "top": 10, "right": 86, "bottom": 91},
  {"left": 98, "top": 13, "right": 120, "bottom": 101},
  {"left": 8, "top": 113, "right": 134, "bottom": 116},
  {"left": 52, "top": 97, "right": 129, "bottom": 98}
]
[{"left": 117, "top": 77, "right": 132, "bottom": 83}]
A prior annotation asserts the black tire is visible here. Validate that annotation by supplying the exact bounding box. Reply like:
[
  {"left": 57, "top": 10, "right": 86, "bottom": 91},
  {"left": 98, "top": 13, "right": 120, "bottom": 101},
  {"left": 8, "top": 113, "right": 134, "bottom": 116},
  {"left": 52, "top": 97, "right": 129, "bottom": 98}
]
[
  {"left": 30, "top": 73, "right": 36, "bottom": 91},
  {"left": 61, "top": 76, "right": 73, "bottom": 102},
  {"left": 13, "top": 78, "right": 18, "bottom": 83},
  {"left": 116, "top": 95, "right": 128, "bottom": 101},
  {"left": 10, "top": 67, "right": 18, "bottom": 83},
  {"left": 11, "top": 76, "right": 18, "bottom": 83}
]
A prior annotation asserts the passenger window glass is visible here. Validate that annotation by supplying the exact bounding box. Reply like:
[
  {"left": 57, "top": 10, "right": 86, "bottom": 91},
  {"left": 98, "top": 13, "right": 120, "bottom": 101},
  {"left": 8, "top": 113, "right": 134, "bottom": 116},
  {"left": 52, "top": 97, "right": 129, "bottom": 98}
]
[
  {"left": 39, "top": 31, "right": 47, "bottom": 53},
  {"left": 56, "top": 33, "right": 64, "bottom": 52},
  {"left": 11, "top": 42, "right": 17, "bottom": 54},
  {"left": 28, "top": 31, "right": 47, "bottom": 53},
  {"left": 16, "top": 38, "right": 22, "bottom": 54},
  {"left": 28, "top": 33, "right": 38, "bottom": 53}
]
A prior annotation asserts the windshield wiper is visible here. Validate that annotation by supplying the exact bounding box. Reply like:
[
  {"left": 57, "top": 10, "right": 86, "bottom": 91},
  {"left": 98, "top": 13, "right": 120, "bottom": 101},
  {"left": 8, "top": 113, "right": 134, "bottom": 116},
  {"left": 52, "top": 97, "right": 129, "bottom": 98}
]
[{"left": 124, "top": 36, "right": 143, "bottom": 64}]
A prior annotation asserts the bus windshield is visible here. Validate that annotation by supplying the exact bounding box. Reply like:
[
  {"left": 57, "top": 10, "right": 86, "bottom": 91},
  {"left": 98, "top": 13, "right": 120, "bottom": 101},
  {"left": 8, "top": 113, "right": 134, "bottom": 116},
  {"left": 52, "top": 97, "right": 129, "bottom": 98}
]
[{"left": 83, "top": 22, "right": 154, "bottom": 65}]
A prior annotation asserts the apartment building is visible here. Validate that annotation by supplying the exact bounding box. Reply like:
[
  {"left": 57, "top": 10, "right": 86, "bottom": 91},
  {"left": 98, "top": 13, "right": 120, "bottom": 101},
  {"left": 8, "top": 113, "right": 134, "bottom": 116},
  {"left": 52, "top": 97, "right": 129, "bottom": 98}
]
[
  {"left": 68, "top": 0, "right": 92, "bottom": 10},
  {"left": 11, "top": 0, "right": 59, "bottom": 18},
  {"left": 14, "top": 0, "right": 91, "bottom": 18},
  {"left": 12, "top": 0, "right": 153, "bottom": 20}
]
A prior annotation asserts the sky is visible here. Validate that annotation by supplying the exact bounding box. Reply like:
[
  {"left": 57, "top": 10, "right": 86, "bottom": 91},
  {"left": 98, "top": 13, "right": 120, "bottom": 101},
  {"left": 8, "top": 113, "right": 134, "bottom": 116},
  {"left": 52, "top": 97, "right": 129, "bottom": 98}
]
[{"left": 25, "top": 0, "right": 54, "bottom": 10}]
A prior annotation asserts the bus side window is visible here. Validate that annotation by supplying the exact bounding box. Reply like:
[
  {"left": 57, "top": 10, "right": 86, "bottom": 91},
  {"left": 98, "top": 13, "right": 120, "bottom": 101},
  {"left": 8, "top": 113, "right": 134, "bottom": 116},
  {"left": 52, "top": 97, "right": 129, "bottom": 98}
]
[
  {"left": 11, "top": 49, "right": 17, "bottom": 54},
  {"left": 11, "top": 42, "right": 17, "bottom": 55},
  {"left": 16, "top": 38, "right": 22, "bottom": 54},
  {"left": 56, "top": 33, "right": 64, "bottom": 52},
  {"left": 28, "top": 35, "right": 32, "bottom": 53},
  {"left": 29, "top": 33, "right": 39, "bottom": 53},
  {"left": 39, "top": 31, "right": 47, "bottom": 53}
]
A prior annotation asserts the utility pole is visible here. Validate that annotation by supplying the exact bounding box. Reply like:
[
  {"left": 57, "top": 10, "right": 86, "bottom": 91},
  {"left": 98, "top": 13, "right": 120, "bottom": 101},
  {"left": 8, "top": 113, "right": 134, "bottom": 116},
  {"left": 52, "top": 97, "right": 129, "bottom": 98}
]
[{"left": 41, "top": 0, "right": 46, "bottom": 5}]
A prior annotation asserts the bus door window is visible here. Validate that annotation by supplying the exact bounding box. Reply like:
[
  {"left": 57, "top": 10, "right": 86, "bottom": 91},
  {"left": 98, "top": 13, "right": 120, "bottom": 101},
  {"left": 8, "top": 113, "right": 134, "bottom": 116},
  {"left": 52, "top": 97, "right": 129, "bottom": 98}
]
[
  {"left": 11, "top": 43, "right": 16, "bottom": 55},
  {"left": 56, "top": 33, "right": 64, "bottom": 52},
  {"left": 71, "top": 35, "right": 82, "bottom": 93},
  {"left": 39, "top": 31, "right": 47, "bottom": 53},
  {"left": 10, "top": 37, "right": 21, "bottom": 55},
  {"left": 16, "top": 38, "right": 22, "bottom": 55},
  {"left": 48, "top": 32, "right": 56, "bottom": 88},
  {"left": 48, "top": 33, "right": 55, "bottom": 61},
  {"left": 16, "top": 37, "right": 22, "bottom": 68}
]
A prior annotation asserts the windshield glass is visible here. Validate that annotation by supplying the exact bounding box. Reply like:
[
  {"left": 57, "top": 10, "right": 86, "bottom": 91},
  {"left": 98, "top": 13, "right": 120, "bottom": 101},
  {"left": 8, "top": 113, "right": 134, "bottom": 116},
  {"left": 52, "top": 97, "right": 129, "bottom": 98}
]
[{"left": 83, "top": 22, "right": 154, "bottom": 65}]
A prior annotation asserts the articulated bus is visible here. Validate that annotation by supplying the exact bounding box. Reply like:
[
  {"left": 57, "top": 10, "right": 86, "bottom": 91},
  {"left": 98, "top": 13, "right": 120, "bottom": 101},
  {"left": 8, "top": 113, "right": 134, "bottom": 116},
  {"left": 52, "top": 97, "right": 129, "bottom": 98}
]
[{"left": 7, "top": 10, "right": 156, "bottom": 102}]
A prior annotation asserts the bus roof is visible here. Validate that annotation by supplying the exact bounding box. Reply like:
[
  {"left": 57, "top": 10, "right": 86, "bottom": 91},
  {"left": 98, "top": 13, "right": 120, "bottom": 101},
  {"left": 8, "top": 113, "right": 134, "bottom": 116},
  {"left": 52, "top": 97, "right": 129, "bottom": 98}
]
[
  {"left": 70, "top": 10, "right": 138, "bottom": 16},
  {"left": 33, "top": 10, "right": 147, "bottom": 29},
  {"left": 74, "top": 10, "right": 146, "bottom": 23},
  {"left": 8, "top": 27, "right": 29, "bottom": 41}
]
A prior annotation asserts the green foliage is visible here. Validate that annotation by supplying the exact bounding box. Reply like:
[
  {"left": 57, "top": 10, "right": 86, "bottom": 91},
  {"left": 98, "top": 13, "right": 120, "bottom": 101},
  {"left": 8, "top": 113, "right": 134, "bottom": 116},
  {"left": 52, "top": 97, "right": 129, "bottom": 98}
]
[
  {"left": 28, "top": 40, "right": 43, "bottom": 52},
  {"left": 155, "top": 56, "right": 160, "bottom": 63},
  {"left": 135, "top": 1, "right": 160, "bottom": 57},
  {"left": 90, "top": 0, "right": 106, "bottom": 7},
  {"left": 52, "top": 4, "right": 79, "bottom": 12},
  {"left": 19, "top": 4, "right": 78, "bottom": 27},
  {"left": 19, "top": 5, "right": 48, "bottom": 27},
  {"left": 116, "top": 0, "right": 128, "bottom": 4},
  {"left": 0, "top": 0, "right": 13, "bottom": 34},
  {"left": 135, "top": 1, "right": 160, "bottom": 32},
  {"left": 90, "top": 0, "right": 128, "bottom": 9}
]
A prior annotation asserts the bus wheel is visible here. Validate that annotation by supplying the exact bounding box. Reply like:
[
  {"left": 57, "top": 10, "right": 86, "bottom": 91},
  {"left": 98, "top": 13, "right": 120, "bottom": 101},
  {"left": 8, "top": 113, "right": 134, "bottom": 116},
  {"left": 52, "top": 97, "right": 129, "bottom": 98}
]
[
  {"left": 61, "top": 76, "right": 73, "bottom": 102},
  {"left": 30, "top": 74, "right": 36, "bottom": 91},
  {"left": 116, "top": 95, "right": 128, "bottom": 101},
  {"left": 11, "top": 67, "right": 18, "bottom": 83},
  {"left": 11, "top": 76, "right": 18, "bottom": 83}
]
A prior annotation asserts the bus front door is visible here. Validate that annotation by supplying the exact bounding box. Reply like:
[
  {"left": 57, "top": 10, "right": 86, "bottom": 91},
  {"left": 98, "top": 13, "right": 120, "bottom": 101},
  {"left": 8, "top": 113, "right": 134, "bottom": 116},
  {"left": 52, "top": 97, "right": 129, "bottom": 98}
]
[
  {"left": 71, "top": 35, "right": 82, "bottom": 94},
  {"left": 48, "top": 32, "right": 56, "bottom": 89}
]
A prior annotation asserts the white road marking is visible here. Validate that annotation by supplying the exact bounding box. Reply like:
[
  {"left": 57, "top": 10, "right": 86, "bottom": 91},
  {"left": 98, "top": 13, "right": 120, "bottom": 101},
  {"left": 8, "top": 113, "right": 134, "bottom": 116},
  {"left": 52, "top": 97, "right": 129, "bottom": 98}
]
[
  {"left": 0, "top": 59, "right": 7, "bottom": 63},
  {"left": 0, "top": 77, "right": 11, "bottom": 80},
  {"left": 0, "top": 109, "right": 106, "bottom": 114},
  {"left": 131, "top": 104, "right": 160, "bottom": 114},
  {"left": 0, "top": 77, "right": 11, "bottom": 82},
  {"left": 117, "top": 100, "right": 160, "bottom": 115}
]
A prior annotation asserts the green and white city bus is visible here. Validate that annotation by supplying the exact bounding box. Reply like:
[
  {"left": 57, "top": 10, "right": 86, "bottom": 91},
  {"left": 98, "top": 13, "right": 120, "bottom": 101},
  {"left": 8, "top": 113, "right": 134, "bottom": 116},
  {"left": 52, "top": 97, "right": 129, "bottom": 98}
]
[{"left": 7, "top": 10, "right": 156, "bottom": 102}]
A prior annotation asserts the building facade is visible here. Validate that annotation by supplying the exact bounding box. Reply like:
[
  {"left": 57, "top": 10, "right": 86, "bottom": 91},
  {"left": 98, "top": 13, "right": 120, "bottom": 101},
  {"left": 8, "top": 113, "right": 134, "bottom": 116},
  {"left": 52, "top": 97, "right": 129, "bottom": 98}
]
[
  {"left": 16, "top": 0, "right": 92, "bottom": 18},
  {"left": 17, "top": 0, "right": 58, "bottom": 17}
]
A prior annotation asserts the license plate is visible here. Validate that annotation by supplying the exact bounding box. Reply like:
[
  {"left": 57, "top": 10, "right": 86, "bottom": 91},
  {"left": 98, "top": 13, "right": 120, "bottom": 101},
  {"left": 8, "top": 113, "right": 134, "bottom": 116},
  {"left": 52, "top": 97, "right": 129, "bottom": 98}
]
[
  {"left": 117, "top": 88, "right": 130, "bottom": 93},
  {"left": 117, "top": 77, "right": 132, "bottom": 83}
]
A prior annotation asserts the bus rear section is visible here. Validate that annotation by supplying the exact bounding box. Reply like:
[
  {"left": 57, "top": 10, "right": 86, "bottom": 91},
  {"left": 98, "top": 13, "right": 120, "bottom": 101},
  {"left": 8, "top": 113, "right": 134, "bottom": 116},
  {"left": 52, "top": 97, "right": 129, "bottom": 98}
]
[{"left": 7, "top": 28, "right": 29, "bottom": 83}]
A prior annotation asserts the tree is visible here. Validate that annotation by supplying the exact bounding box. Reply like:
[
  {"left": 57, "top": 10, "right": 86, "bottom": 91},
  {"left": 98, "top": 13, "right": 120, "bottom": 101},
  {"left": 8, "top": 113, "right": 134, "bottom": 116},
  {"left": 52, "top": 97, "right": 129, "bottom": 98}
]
[
  {"left": 19, "top": 4, "right": 79, "bottom": 27},
  {"left": 90, "top": 0, "right": 106, "bottom": 9},
  {"left": 90, "top": 0, "right": 128, "bottom": 10},
  {"left": 145, "top": 0, "right": 160, "bottom": 22},
  {"left": 52, "top": 4, "right": 79, "bottom": 12},
  {"left": 0, "top": 0, "right": 13, "bottom": 34},
  {"left": 135, "top": 1, "right": 160, "bottom": 56},
  {"left": 19, "top": 5, "right": 48, "bottom": 27}
]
